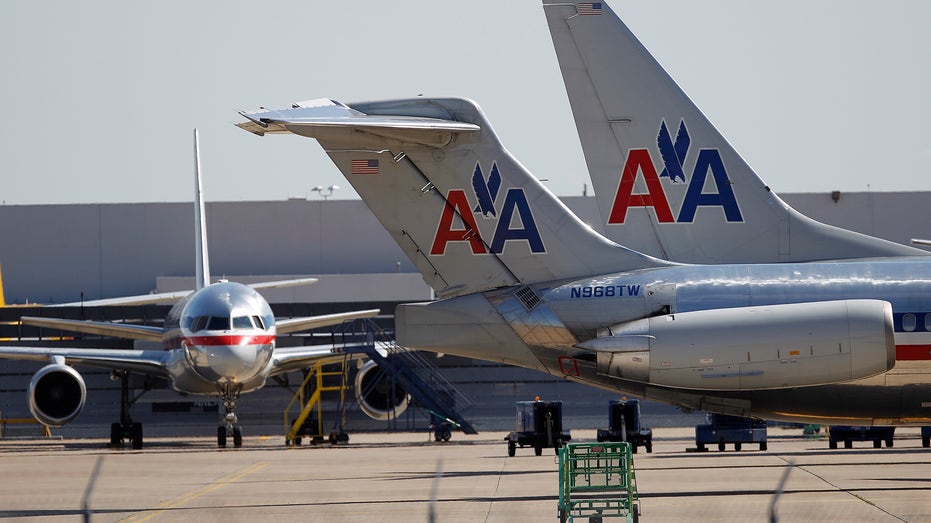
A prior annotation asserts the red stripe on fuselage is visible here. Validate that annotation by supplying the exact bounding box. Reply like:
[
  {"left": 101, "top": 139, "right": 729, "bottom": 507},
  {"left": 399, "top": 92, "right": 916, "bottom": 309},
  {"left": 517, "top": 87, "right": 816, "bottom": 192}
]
[
  {"left": 895, "top": 345, "right": 931, "bottom": 361},
  {"left": 184, "top": 335, "right": 275, "bottom": 346}
]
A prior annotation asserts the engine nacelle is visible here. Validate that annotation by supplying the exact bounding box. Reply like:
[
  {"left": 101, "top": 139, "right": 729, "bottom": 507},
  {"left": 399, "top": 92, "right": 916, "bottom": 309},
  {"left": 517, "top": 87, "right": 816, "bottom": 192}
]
[
  {"left": 579, "top": 299, "right": 895, "bottom": 391},
  {"left": 354, "top": 360, "right": 409, "bottom": 421},
  {"left": 28, "top": 363, "right": 87, "bottom": 427}
]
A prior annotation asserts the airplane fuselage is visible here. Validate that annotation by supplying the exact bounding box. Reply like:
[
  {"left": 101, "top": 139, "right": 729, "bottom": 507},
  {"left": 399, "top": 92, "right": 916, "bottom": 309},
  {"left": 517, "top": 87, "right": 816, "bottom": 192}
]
[
  {"left": 398, "top": 257, "right": 931, "bottom": 425},
  {"left": 160, "top": 281, "right": 277, "bottom": 395}
]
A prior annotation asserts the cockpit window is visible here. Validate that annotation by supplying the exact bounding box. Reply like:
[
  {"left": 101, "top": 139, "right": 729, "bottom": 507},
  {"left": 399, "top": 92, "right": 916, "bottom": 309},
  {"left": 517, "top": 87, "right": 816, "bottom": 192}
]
[
  {"left": 233, "top": 316, "right": 253, "bottom": 329},
  {"left": 191, "top": 316, "right": 209, "bottom": 332},
  {"left": 252, "top": 316, "right": 266, "bottom": 330},
  {"left": 206, "top": 316, "right": 230, "bottom": 331}
]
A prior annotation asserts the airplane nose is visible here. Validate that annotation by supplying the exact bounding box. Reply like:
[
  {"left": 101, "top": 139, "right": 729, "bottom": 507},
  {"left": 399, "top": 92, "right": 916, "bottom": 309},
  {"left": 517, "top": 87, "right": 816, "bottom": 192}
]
[{"left": 185, "top": 342, "right": 272, "bottom": 382}]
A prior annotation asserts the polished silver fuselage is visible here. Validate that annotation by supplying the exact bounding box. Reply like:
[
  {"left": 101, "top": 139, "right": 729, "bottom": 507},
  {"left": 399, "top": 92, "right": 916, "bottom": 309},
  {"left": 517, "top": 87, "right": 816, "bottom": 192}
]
[{"left": 399, "top": 258, "right": 931, "bottom": 425}]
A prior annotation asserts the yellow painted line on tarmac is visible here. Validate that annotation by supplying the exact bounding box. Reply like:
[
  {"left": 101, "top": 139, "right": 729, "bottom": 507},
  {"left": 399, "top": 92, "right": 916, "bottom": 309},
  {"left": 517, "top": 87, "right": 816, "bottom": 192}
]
[{"left": 120, "top": 462, "right": 268, "bottom": 522}]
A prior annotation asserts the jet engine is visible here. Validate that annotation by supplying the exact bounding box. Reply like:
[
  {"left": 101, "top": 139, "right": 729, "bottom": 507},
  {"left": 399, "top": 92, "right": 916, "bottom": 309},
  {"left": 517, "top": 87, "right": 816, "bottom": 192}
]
[
  {"left": 354, "top": 360, "right": 409, "bottom": 421},
  {"left": 578, "top": 299, "right": 896, "bottom": 391},
  {"left": 28, "top": 362, "right": 87, "bottom": 427}
]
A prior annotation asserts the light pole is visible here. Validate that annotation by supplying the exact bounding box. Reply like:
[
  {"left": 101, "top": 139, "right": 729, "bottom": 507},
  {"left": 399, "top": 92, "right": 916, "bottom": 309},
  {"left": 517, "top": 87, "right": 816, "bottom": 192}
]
[{"left": 311, "top": 185, "right": 340, "bottom": 200}]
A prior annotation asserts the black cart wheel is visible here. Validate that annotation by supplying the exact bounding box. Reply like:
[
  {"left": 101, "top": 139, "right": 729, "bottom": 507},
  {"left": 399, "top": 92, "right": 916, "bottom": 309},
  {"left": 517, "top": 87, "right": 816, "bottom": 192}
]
[
  {"left": 922, "top": 435, "right": 930, "bottom": 448},
  {"left": 844, "top": 440, "right": 853, "bottom": 449},
  {"left": 534, "top": 445, "right": 543, "bottom": 456},
  {"left": 885, "top": 437, "right": 894, "bottom": 448},
  {"left": 718, "top": 442, "right": 725, "bottom": 452},
  {"left": 217, "top": 426, "right": 227, "bottom": 448},
  {"left": 873, "top": 439, "right": 881, "bottom": 448},
  {"left": 645, "top": 442, "right": 653, "bottom": 453},
  {"left": 760, "top": 441, "right": 767, "bottom": 451},
  {"left": 829, "top": 440, "right": 837, "bottom": 449},
  {"left": 507, "top": 440, "right": 516, "bottom": 457},
  {"left": 734, "top": 442, "right": 742, "bottom": 452}
]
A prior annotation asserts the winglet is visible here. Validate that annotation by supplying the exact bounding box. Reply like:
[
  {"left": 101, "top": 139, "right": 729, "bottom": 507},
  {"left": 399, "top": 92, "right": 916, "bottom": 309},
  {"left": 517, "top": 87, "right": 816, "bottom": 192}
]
[{"left": 193, "top": 129, "right": 211, "bottom": 290}]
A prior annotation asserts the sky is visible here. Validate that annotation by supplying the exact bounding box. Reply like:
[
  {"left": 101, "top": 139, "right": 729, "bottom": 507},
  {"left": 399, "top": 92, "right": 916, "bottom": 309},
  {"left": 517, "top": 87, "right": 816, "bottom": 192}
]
[{"left": 2, "top": 1, "right": 930, "bottom": 205}]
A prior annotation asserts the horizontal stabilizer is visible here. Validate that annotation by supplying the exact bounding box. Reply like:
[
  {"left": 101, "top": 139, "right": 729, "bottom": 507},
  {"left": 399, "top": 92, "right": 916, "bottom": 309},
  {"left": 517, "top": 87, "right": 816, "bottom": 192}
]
[
  {"left": 50, "top": 278, "right": 319, "bottom": 307},
  {"left": 20, "top": 316, "right": 164, "bottom": 342},
  {"left": 239, "top": 98, "right": 479, "bottom": 147}
]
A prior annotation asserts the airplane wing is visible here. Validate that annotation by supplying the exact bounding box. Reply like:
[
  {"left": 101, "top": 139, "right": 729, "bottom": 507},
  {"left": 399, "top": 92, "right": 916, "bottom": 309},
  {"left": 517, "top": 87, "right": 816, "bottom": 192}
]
[
  {"left": 0, "top": 346, "right": 172, "bottom": 378},
  {"left": 276, "top": 309, "right": 381, "bottom": 335},
  {"left": 269, "top": 344, "right": 370, "bottom": 376},
  {"left": 19, "top": 317, "right": 164, "bottom": 342},
  {"left": 49, "top": 277, "right": 320, "bottom": 307}
]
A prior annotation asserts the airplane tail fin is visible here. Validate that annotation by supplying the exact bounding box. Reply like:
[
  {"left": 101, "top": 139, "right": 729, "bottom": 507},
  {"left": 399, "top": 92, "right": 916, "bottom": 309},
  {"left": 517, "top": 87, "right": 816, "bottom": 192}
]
[
  {"left": 543, "top": 1, "right": 924, "bottom": 263},
  {"left": 193, "top": 129, "right": 211, "bottom": 290},
  {"left": 239, "top": 98, "right": 670, "bottom": 297}
]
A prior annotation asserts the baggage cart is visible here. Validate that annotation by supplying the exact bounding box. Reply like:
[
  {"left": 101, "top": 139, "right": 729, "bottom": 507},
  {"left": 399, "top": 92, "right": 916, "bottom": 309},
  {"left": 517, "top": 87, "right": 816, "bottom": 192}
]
[
  {"left": 596, "top": 399, "right": 653, "bottom": 453},
  {"left": 558, "top": 442, "right": 639, "bottom": 523},
  {"left": 505, "top": 399, "right": 571, "bottom": 456},
  {"left": 695, "top": 413, "right": 767, "bottom": 451}
]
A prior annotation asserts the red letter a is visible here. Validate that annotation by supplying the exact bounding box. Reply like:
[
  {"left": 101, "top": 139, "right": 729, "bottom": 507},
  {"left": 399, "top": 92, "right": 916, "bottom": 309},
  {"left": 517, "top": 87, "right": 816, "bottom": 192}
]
[
  {"left": 608, "top": 149, "right": 674, "bottom": 223},
  {"left": 431, "top": 190, "right": 488, "bottom": 255}
]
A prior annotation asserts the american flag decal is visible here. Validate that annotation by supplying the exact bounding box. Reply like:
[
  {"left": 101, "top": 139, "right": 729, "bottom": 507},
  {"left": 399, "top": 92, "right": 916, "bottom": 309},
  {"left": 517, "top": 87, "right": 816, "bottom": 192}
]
[
  {"left": 578, "top": 2, "right": 602, "bottom": 15},
  {"left": 351, "top": 159, "right": 379, "bottom": 175}
]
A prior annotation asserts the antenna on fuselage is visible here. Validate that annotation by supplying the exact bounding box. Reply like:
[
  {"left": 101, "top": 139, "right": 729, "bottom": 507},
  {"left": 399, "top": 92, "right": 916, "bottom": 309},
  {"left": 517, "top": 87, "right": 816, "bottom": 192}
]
[{"left": 194, "top": 129, "right": 211, "bottom": 290}]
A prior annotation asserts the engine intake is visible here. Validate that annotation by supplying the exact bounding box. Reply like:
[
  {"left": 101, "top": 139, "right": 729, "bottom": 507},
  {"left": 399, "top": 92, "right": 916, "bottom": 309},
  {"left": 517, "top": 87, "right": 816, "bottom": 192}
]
[
  {"left": 354, "top": 360, "right": 409, "bottom": 421},
  {"left": 28, "top": 363, "right": 86, "bottom": 427}
]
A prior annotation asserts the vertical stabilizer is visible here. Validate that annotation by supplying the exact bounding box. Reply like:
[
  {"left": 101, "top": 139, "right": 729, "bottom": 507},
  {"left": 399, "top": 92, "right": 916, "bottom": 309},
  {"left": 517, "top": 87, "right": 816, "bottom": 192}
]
[
  {"left": 543, "top": 1, "right": 924, "bottom": 263},
  {"left": 238, "top": 98, "right": 670, "bottom": 297},
  {"left": 193, "top": 129, "right": 211, "bottom": 290}
]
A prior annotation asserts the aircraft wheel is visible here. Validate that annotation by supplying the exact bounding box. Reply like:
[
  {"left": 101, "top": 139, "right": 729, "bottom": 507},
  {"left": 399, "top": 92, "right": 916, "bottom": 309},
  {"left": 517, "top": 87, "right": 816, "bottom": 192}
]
[
  {"left": 922, "top": 435, "right": 930, "bottom": 448},
  {"left": 337, "top": 432, "right": 349, "bottom": 444},
  {"left": 534, "top": 445, "right": 543, "bottom": 456},
  {"left": 442, "top": 429, "right": 452, "bottom": 442},
  {"left": 110, "top": 423, "right": 122, "bottom": 446},
  {"left": 718, "top": 442, "right": 725, "bottom": 452},
  {"left": 760, "top": 441, "right": 767, "bottom": 451},
  {"left": 696, "top": 443, "right": 705, "bottom": 452},
  {"left": 130, "top": 423, "right": 143, "bottom": 450},
  {"left": 873, "top": 440, "right": 881, "bottom": 449},
  {"left": 829, "top": 440, "right": 837, "bottom": 449},
  {"left": 233, "top": 427, "right": 243, "bottom": 448},
  {"left": 844, "top": 440, "right": 853, "bottom": 449},
  {"left": 885, "top": 438, "right": 894, "bottom": 448},
  {"left": 734, "top": 442, "right": 742, "bottom": 452},
  {"left": 217, "top": 426, "right": 227, "bottom": 448},
  {"left": 646, "top": 442, "right": 653, "bottom": 453}
]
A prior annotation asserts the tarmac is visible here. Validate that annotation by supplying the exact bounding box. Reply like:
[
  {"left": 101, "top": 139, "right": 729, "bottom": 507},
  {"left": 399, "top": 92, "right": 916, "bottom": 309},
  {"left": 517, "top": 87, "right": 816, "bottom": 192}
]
[{"left": 0, "top": 427, "right": 929, "bottom": 522}]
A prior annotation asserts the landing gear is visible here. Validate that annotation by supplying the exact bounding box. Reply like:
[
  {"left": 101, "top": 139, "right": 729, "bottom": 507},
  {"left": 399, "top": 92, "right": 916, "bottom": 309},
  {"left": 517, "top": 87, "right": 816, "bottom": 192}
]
[
  {"left": 108, "top": 371, "right": 150, "bottom": 450},
  {"left": 217, "top": 382, "right": 244, "bottom": 448}
]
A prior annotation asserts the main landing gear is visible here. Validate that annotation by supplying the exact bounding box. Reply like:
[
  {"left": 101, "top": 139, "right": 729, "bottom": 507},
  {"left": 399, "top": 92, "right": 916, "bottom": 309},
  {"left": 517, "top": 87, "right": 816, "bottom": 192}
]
[
  {"left": 109, "top": 371, "right": 150, "bottom": 450},
  {"left": 217, "top": 382, "right": 244, "bottom": 448}
]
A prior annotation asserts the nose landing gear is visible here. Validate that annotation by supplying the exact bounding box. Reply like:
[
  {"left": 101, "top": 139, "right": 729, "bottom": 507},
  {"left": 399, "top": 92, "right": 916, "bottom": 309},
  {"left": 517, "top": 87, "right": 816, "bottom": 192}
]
[{"left": 217, "top": 382, "right": 244, "bottom": 448}]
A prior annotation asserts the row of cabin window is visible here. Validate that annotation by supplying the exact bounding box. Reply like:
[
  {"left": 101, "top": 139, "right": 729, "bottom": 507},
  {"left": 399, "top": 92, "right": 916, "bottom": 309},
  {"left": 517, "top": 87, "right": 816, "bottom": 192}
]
[
  {"left": 184, "top": 315, "right": 266, "bottom": 332},
  {"left": 900, "top": 313, "right": 929, "bottom": 332}
]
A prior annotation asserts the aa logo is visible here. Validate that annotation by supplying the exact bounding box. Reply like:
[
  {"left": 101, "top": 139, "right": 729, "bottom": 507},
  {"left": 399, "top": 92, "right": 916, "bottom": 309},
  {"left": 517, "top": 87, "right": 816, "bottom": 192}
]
[
  {"left": 431, "top": 162, "right": 545, "bottom": 255},
  {"left": 609, "top": 119, "right": 743, "bottom": 223}
]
